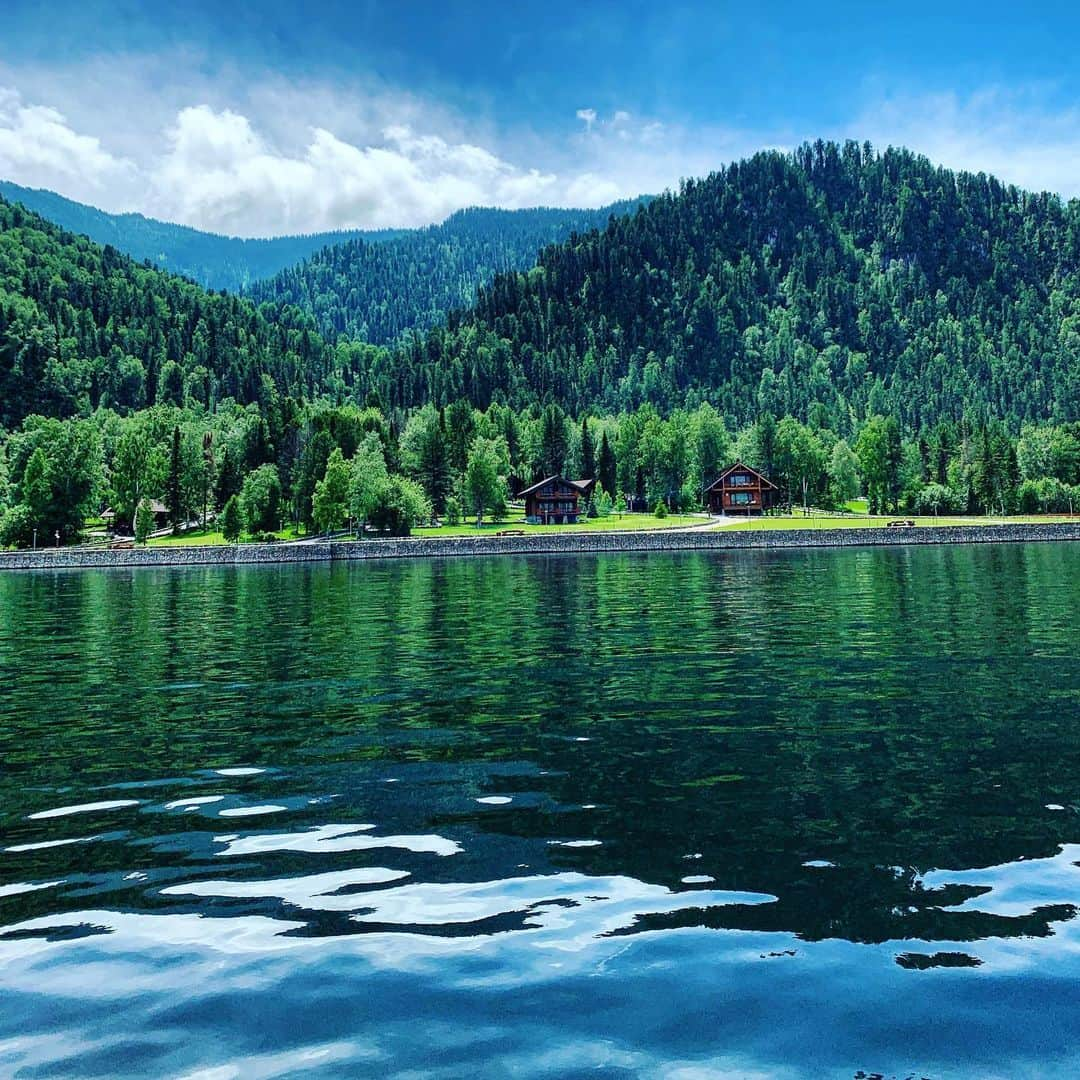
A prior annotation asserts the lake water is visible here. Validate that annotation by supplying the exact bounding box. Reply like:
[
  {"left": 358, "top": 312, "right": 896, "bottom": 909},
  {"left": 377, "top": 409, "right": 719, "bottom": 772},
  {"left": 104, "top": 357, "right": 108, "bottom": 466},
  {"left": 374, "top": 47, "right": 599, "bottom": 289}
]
[{"left": 1, "top": 545, "right": 1080, "bottom": 1078}]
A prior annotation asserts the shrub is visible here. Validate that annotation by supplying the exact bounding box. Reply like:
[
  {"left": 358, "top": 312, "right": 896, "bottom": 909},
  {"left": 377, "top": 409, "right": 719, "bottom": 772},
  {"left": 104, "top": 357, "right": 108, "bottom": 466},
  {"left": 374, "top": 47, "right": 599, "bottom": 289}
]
[
  {"left": 0, "top": 504, "right": 34, "bottom": 548},
  {"left": 653, "top": 500, "right": 668, "bottom": 519},
  {"left": 221, "top": 495, "right": 242, "bottom": 543},
  {"left": 134, "top": 499, "right": 154, "bottom": 544},
  {"left": 240, "top": 465, "right": 282, "bottom": 534}
]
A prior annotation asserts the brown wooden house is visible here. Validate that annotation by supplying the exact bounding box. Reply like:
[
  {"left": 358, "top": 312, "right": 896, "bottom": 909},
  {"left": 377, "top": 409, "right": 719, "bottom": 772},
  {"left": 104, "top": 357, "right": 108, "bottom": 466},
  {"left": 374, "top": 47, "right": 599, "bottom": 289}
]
[
  {"left": 521, "top": 476, "right": 595, "bottom": 524},
  {"left": 100, "top": 499, "right": 170, "bottom": 533},
  {"left": 704, "top": 462, "right": 780, "bottom": 515}
]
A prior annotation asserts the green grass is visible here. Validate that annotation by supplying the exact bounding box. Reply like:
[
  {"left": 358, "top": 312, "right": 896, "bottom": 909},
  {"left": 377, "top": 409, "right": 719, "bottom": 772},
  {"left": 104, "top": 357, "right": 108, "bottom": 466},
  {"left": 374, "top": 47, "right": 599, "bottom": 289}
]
[
  {"left": 140, "top": 514, "right": 704, "bottom": 546},
  {"left": 146, "top": 524, "right": 307, "bottom": 546},
  {"left": 130, "top": 510, "right": 1078, "bottom": 546},
  {"left": 412, "top": 512, "right": 706, "bottom": 537},
  {"left": 720, "top": 512, "right": 1077, "bottom": 531}
]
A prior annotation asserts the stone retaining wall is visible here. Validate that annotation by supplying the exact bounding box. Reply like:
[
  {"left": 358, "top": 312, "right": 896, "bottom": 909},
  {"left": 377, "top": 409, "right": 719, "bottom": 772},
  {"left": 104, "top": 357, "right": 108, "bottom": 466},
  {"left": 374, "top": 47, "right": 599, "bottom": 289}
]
[
  {"left": 3, "top": 521, "right": 1080, "bottom": 572},
  {"left": 0, "top": 542, "right": 333, "bottom": 571}
]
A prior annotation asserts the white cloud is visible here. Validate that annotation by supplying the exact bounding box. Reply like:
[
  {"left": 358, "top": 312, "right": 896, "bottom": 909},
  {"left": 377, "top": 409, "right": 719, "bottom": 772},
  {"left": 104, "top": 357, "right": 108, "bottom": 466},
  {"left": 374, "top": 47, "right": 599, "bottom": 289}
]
[
  {"left": 0, "top": 86, "right": 574, "bottom": 236},
  {"left": 844, "top": 86, "right": 1080, "bottom": 197},
  {"left": 2, "top": 60, "right": 1080, "bottom": 239},
  {"left": 147, "top": 107, "right": 564, "bottom": 236},
  {"left": 0, "top": 88, "right": 134, "bottom": 193},
  {"left": 575, "top": 108, "right": 597, "bottom": 131}
]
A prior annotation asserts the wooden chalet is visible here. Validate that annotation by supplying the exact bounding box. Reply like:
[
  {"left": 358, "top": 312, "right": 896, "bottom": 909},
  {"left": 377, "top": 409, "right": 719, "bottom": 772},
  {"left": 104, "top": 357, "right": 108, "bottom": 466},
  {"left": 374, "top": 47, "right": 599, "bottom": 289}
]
[
  {"left": 521, "top": 476, "right": 595, "bottom": 524},
  {"left": 101, "top": 499, "right": 170, "bottom": 532},
  {"left": 704, "top": 462, "right": 780, "bottom": 515}
]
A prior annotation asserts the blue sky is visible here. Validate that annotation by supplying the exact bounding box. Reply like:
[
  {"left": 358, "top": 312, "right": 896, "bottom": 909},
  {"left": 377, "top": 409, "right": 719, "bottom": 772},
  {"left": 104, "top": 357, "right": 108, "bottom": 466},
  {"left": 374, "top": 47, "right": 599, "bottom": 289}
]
[{"left": 2, "top": 1, "right": 1079, "bottom": 235}]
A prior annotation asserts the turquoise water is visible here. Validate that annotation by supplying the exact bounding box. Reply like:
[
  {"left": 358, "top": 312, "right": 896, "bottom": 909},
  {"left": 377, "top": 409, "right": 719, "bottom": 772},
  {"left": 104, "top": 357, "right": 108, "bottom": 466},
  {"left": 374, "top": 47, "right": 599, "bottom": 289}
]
[{"left": 1, "top": 545, "right": 1080, "bottom": 1077}]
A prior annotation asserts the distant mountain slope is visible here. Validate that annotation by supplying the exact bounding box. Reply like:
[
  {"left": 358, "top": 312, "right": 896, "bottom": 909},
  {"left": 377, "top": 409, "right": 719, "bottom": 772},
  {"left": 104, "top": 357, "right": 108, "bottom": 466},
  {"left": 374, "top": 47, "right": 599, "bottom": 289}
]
[
  {"left": 0, "top": 181, "right": 403, "bottom": 291},
  {"left": 0, "top": 194, "right": 342, "bottom": 427},
  {"left": 246, "top": 201, "right": 648, "bottom": 345},
  {"left": 380, "top": 142, "right": 1080, "bottom": 429}
]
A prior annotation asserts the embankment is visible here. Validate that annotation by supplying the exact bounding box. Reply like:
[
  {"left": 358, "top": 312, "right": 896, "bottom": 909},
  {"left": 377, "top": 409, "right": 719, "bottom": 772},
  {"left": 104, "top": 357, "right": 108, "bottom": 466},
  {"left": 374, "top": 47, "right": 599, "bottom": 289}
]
[{"left": 3, "top": 521, "right": 1080, "bottom": 571}]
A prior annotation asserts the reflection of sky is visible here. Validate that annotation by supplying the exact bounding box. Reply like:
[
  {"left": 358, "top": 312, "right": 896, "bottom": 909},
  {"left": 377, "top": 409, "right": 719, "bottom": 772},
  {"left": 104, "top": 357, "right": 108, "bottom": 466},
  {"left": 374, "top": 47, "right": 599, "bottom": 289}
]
[{"left": 1, "top": 848, "right": 1079, "bottom": 1078}]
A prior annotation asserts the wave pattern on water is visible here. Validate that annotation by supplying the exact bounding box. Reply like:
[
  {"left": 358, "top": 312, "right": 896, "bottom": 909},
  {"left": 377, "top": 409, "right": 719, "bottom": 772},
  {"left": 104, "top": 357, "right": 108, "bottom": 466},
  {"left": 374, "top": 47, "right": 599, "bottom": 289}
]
[{"left": 3, "top": 547, "right": 1080, "bottom": 1077}]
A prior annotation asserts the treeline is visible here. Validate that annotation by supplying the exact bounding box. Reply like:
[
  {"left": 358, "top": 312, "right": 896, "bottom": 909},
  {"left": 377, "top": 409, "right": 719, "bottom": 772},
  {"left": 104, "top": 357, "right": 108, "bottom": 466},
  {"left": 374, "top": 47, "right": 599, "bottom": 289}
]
[
  {"left": 0, "top": 194, "right": 385, "bottom": 427},
  {"left": 3, "top": 142, "right": 1080, "bottom": 552},
  {"left": 7, "top": 143, "right": 1080, "bottom": 439},
  {"left": 4, "top": 398, "right": 1079, "bottom": 547},
  {"left": 246, "top": 202, "right": 647, "bottom": 346}
]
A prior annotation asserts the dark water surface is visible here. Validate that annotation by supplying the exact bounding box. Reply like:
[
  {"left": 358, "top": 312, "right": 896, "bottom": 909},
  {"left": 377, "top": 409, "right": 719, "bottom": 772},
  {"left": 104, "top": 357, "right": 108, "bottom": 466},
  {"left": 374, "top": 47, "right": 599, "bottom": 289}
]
[{"left": 2, "top": 545, "right": 1080, "bottom": 1077}]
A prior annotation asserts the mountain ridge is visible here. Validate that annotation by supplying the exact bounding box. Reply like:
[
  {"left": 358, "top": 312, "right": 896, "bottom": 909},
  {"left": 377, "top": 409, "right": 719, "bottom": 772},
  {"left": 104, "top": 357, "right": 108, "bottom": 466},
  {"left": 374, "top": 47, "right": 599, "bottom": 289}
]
[
  {"left": 0, "top": 180, "right": 404, "bottom": 291},
  {"left": 245, "top": 199, "right": 649, "bottom": 345}
]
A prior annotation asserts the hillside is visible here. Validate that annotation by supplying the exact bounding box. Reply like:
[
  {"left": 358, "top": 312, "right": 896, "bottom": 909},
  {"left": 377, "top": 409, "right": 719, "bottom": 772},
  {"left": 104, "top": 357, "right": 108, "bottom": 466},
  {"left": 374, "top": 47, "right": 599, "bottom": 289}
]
[
  {"left": 5, "top": 144, "right": 1080, "bottom": 438},
  {"left": 245, "top": 201, "right": 647, "bottom": 345},
  {"left": 0, "top": 181, "right": 401, "bottom": 291},
  {"left": 0, "top": 195, "right": 346, "bottom": 428},
  {"left": 4, "top": 145, "right": 1080, "bottom": 546},
  {"left": 379, "top": 142, "right": 1080, "bottom": 431}
]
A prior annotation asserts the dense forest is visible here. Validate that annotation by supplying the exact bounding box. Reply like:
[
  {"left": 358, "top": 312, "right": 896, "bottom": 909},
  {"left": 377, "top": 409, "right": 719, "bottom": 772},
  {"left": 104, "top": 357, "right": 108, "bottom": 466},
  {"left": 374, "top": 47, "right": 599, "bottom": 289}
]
[
  {"left": 0, "top": 194, "right": 369, "bottom": 425},
  {"left": 0, "top": 180, "right": 399, "bottom": 291},
  {"left": 247, "top": 201, "right": 646, "bottom": 345},
  {"left": 2, "top": 141, "right": 1080, "bottom": 549},
  {"left": 381, "top": 142, "right": 1080, "bottom": 428}
]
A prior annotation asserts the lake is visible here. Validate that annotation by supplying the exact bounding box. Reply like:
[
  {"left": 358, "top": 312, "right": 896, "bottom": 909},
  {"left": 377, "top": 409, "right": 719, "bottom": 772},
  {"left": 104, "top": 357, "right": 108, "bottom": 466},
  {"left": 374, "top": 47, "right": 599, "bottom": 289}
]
[{"left": 1, "top": 544, "right": 1079, "bottom": 1078}]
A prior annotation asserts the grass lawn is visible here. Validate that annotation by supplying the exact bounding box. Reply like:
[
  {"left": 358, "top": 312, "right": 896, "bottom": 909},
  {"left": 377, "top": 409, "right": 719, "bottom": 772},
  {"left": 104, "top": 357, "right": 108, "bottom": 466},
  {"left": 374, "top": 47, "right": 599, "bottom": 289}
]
[
  {"left": 412, "top": 512, "right": 706, "bottom": 538},
  {"left": 133, "top": 510, "right": 1077, "bottom": 546},
  {"left": 146, "top": 524, "right": 307, "bottom": 546},
  {"left": 720, "top": 512, "right": 1077, "bottom": 531}
]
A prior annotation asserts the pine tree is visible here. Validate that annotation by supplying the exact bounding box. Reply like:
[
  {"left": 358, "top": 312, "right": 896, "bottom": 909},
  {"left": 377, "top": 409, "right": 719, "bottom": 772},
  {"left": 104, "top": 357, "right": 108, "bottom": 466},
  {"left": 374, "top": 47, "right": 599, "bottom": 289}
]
[
  {"left": 580, "top": 416, "right": 596, "bottom": 480},
  {"left": 135, "top": 499, "right": 154, "bottom": 544},
  {"left": 215, "top": 447, "right": 242, "bottom": 511},
  {"left": 168, "top": 425, "right": 182, "bottom": 532},
  {"left": 598, "top": 431, "right": 616, "bottom": 497},
  {"left": 201, "top": 431, "right": 214, "bottom": 529},
  {"left": 539, "top": 403, "right": 569, "bottom": 478},
  {"left": 221, "top": 495, "right": 242, "bottom": 543},
  {"left": 417, "top": 418, "right": 452, "bottom": 514}
]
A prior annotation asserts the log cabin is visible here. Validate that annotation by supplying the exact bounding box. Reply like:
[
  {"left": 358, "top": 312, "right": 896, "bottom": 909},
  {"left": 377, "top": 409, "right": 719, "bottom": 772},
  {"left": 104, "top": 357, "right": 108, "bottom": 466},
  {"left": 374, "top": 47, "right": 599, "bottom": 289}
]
[
  {"left": 521, "top": 476, "right": 595, "bottom": 524},
  {"left": 704, "top": 463, "right": 780, "bottom": 515}
]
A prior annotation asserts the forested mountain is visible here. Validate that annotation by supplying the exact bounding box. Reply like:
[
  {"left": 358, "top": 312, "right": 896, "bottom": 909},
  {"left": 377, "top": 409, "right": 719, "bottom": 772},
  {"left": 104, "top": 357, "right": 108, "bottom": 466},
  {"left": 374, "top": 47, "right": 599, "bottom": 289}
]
[
  {"left": 0, "top": 194, "right": 360, "bottom": 427},
  {"left": 4, "top": 143, "right": 1080, "bottom": 551},
  {"left": 378, "top": 142, "right": 1080, "bottom": 431},
  {"left": 0, "top": 181, "right": 399, "bottom": 291},
  {"left": 245, "top": 201, "right": 647, "bottom": 344}
]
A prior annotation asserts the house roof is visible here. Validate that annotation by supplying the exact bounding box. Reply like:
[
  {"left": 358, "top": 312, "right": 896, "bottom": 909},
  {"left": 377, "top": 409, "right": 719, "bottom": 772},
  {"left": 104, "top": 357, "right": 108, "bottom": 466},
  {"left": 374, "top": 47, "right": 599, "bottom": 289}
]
[
  {"left": 704, "top": 461, "right": 778, "bottom": 492},
  {"left": 518, "top": 475, "right": 560, "bottom": 498},
  {"left": 101, "top": 500, "right": 169, "bottom": 518},
  {"left": 519, "top": 476, "right": 594, "bottom": 498}
]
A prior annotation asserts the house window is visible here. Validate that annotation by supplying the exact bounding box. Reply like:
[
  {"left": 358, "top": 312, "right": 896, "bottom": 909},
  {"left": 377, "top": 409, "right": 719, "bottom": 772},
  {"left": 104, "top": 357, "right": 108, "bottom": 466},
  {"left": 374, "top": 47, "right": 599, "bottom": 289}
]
[
  {"left": 729, "top": 474, "right": 752, "bottom": 486},
  {"left": 730, "top": 492, "right": 756, "bottom": 505}
]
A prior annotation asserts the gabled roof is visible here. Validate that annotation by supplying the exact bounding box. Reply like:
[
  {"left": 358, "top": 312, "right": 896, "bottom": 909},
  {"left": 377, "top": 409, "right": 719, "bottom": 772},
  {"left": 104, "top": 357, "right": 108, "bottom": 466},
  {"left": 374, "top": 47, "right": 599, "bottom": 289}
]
[
  {"left": 518, "top": 475, "right": 561, "bottom": 498},
  {"left": 101, "top": 499, "right": 169, "bottom": 518},
  {"left": 519, "top": 476, "right": 592, "bottom": 498},
  {"left": 704, "top": 461, "right": 778, "bottom": 492}
]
